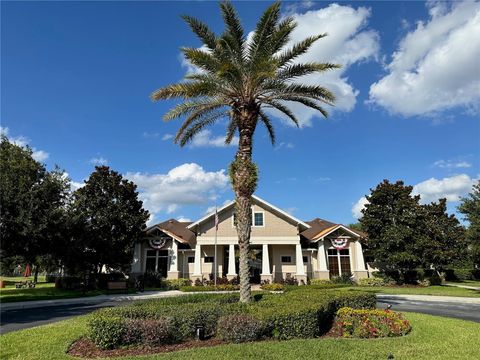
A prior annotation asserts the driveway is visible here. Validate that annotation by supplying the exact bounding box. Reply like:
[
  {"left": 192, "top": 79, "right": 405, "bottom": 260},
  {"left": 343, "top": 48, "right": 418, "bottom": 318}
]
[{"left": 2, "top": 293, "right": 479, "bottom": 334}]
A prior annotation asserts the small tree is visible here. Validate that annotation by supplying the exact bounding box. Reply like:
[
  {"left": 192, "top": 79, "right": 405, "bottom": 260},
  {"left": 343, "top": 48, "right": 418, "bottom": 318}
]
[
  {"left": 360, "top": 180, "right": 423, "bottom": 283},
  {"left": 458, "top": 181, "right": 480, "bottom": 268},
  {"left": 71, "top": 166, "right": 149, "bottom": 274},
  {"left": 0, "top": 136, "right": 70, "bottom": 281},
  {"left": 420, "top": 199, "right": 465, "bottom": 273}
]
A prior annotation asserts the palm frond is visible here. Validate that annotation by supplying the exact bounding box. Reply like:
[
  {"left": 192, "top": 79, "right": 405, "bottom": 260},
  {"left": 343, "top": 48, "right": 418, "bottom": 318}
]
[
  {"left": 248, "top": 2, "right": 281, "bottom": 64},
  {"left": 182, "top": 47, "right": 221, "bottom": 74},
  {"left": 258, "top": 110, "right": 276, "bottom": 145},
  {"left": 268, "top": 17, "right": 296, "bottom": 57},
  {"left": 163, "top": 99, "right": 226, "bottom": 121},
  {"left": 225, "top": 115, "right": 238, "bottom": 144},
  {"left": 267, "top": 83, "right": 336, "bottom": 104},
  {"left": 220, "top": 1, "right": 245, "bottom": 53},
  {"left": 262, "top": 100, "right": 299, "bottom": 127},
  {"left": 283, "top": 96, "right": 330, "bottom": 118},
  {"left": 277, "top": 62, "right": 341, "bottom": 80},
  {"left": 177, "top": 112, "right": 227, "bottom": 146},
  {"left": 275, "top": 34, "right": 327, "bottom": 67},
  {"left": 181, "top": 15, "right": 217, "bottom": 51},
  {"left": 151, "top": 81, "right": 219, "bottom": 101},
  {"left": 175, "top": 105, "right": 226, "bottom": 138}
]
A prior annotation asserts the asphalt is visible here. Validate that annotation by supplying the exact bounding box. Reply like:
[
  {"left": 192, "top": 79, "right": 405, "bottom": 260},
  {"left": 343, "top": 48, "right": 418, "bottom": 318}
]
[{"left": 1, "top": 293, "right": 479, "bottom": 334}]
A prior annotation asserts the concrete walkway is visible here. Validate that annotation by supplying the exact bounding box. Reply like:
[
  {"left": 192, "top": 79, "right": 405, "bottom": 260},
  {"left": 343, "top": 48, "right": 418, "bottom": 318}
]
[
  {"left": 376, "top": 294, "right": 480, "bottom": 304},
  {"left": 444, "top": 283, "right": 480, "bottom": 291},
  {"left": 0, "top": 290, "right": 185, "bottom": 311}
]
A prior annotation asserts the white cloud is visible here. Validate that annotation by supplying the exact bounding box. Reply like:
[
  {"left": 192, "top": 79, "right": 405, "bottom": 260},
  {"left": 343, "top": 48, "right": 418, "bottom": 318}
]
[
  {"left": 188, "top": 130, "right": 238, "bottom": 148},
  {"left": 177, "top": 216, "right": 192, "bottom": 222},
  {"left": 90, "top": 157, "right": 108, "bottom": 165},
  {"left": 180, "top": 4, "right": 379, "bottom": 128},
  {"left": 369, "top": 1, "right": 480, "bottom": 117},
  {"left": 203, "top": 199, "right": 232, "bottom": 215},
  {"left": 274, "top": 4, "right": 380, "bottom": 126},
  {"left": 143, "top": 131, "right": 160, "bottom": 139},
  {"left": 161, "top": 133, "right": 174, "bottom": 141},
  {"left": 0, "top": 126, "right": 49, "bottom": 162},
  {"left": 352, "top": 196, "right": 369, "bottom": 219},
  {"left": 413, "top": 174, "right": 476, "bottom": 203},
  {"left": 433, "top": 159, "right": 472, "bottom": 169},
  {"left": 125, "top": 163, "right": 229, "bottom": 223},
  {"left": 352, "top": 173, "right": 477, "bottom": 218},
  {"left": 275, "top": 142, "right": 295, "bottom": 150},
  {"left": 63, "top": 172, "right": 85, "bottom": 192}
]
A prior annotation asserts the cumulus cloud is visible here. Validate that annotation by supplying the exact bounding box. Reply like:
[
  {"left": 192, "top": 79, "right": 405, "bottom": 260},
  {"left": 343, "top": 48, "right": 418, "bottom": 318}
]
[
  {"left": 188, "top": 130, "right": 238, "bottom": 148},
  {"left": 177, "top": 216, "right": 192, "bottom": 222},
  {"left": 352, "top": 174, "right": 477, "bottom": 218},
  {"left": 161, "top": 133, "right": 174, "bottom": 141},
  {"left": 0, "top": 126, "right": 49, "bottom": 162},
  {"left": 180, "top": 4, "right": 379, "bottom": 127},
  {"left": 90, "top": 157, "right": 108, "bottom": 165},
  {"left": 432, "top": 159, "right": 472, "bottom": 169},
  {"left": 278, "top": 4, "right": 379, "bottom": 126},
  {"left": 368, "top": 1, "right": 480, "bottom": 117},
  {"left": 125, "top": 163, "right": 229, "bottom": 223},
  {"left": 412, "top": 174, "right": 476, "bottom": 203},
  {"left": 351, "top": 196, "right": 369, "bottom": 219}
]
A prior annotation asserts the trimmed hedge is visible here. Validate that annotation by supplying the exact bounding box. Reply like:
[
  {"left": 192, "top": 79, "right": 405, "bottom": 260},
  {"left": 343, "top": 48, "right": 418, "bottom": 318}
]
[
  {"left": 86, "top": 289, "right": 377, "bottom": 349},
  {"left": 332, "top": 307, "right": 411, "bottom": 338},
  {"left": 179, "top": 284, "right": 239, "bottom": 292},
  {"left": 358, "top": 277, "right": 388, "bottom": 287},
  {"left": 260, "top": 283, "right": 285, "bottom": 291}
]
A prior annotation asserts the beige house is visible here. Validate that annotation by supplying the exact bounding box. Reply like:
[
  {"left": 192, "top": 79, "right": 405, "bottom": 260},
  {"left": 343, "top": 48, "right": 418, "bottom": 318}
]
[{"left": 131, "top": 195, "right": 369, "bottom": 283}]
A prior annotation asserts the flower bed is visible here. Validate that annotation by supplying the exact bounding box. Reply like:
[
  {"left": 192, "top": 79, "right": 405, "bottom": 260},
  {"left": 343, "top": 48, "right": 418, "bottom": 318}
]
[
  {"left": 331, "top": 307, "right": 412, "bottom": 338},
  {"left": 85, "top": 290, "right": 377, "bottom": 350}
]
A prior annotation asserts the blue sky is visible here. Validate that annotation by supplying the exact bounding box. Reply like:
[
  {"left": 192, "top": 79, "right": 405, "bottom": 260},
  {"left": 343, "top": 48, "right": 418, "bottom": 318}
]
[{"left": 2, "top": 1, "right": 479, "bottom": 225}]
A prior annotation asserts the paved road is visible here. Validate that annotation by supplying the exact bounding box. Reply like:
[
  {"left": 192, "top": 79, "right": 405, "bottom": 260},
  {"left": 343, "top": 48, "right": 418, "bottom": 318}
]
[
  {"left": 0, "top": 300, "right": 130, "bottom": 334},
  {"left": 377, "top": 298, "right": 480, "bottom": 323},
  {"left": 2, "top": 296, "right": 479, "bottom": 335}
]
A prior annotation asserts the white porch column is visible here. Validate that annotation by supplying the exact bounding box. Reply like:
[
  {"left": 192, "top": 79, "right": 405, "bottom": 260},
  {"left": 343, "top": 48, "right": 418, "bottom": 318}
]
[
  {"left": 226, "top": 244, "right": 237, "bottom": 279},
  {"left": 167, "top": 240, "right": 179, "bottom": 279},
  {"left": 355, "top": 241, "right": 367, "bottom": 271},
  {"left": 317, "top": 240, "right": 328, "bottom": 271},
  {"left": 193, "top": 244, "right": 202, "bottom": 276},
  {"left": 261, "top": 244, "right": 271, "bottom": 275},
  {"left": 131, "top": 242, "right": 142, "bottom": 274},
  {"left": 295, "top": 244, "right": 306, "bottom": 283}
]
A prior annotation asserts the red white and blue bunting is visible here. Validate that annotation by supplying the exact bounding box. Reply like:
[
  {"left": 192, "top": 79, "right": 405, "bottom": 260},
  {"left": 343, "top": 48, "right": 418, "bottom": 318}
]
[
  {"left": 148, "top": 237, "right": 168, "bottom": 250},
  {"left": 330, "top": 237, "right": 349, "bottom": 250}
]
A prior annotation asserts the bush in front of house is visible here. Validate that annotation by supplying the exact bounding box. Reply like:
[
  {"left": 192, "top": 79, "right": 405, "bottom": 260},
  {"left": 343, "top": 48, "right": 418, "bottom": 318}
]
[
  {"left": 179, "top": 284, "right": 239, "bottom": 292},
  {"left": 260, "top": 283, "right": 285, "bottom": 291},
  {"left": 85, "top": 289, "right": 378, "bottom": 349},
  {"left": 163, "top": 278, "right": 192, "bottom": 290},
  {"left": 217, "top": 314, "right": 266, "bottom": 343},
  {"left": 330, "top": 274, "right": 354, "bottom": 284},
  {"left": 332, "top": 307, "right": 411, "bottom": 338},
  {"left": 358, "top": 277, "right": 388, "bottom": 287}
]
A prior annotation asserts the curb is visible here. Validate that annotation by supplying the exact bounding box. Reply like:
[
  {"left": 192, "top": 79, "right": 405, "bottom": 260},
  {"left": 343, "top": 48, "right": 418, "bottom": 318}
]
[
  {"left": 0, "top": 290, "right": 185, "bottom": 311},
  {"left": 376, "top": 294, "right": 480, "bottom": 304}
]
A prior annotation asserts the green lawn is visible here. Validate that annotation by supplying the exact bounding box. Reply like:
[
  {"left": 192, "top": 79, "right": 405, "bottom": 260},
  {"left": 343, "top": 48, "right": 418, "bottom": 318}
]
[
  {"left": 445, "top": 280, "right": 480, "bottom": 288},
  {"left": 340, "top": 285, "right": 480, "bottom": 298},
  {"left": 1, "top": 312, "right": 478, "bottom": 360},
  {"left": 0, "top": 276, "right": 134, "bottom": 303}
]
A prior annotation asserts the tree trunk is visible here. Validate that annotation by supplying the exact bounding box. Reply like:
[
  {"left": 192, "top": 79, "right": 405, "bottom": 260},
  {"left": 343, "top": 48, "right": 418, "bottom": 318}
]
[
  {"left": 33, "top": 264, "right": 39, "bottom": 283},
  {"left": 231, "top": 115, "right": 258, "bottom": 303}
]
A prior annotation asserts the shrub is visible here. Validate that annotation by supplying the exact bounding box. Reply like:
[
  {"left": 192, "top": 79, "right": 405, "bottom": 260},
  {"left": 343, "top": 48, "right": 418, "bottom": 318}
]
[
  {"left": 164, "top": 278, "right": 191, "bottom": 290},
  {"left": 428, "top": 274, "right": 443, "bottom": 286},
  {"left": 87, "top": 315, "right": 125, "bottom": 349},
  {"left": 260, "top": 283, "right": 285, "bottom": 291},
  {"left": 143, "top": 271, "right": 164, "bottom": 288},
  {"left": 54, "top": 276, "right": 83, "bottom": 290},
  {"left": 179, "top": 284, "right": 239, "bottom": 292},
  {"left": 281, "top": 277, "right": 298, "bottom": 286},
  {"left": 332, "top": 307, "right": 411, "bottom": 338},
  {"left": 358, "top": 277, "right": 387, "bottom": 287},
  {"left": 217, "top": 314, "right": 265, "bottom": 343},
  {"left": 309, "top": 279, "right": 332, "bottom": 285},
  {"left": 331, "top": 274, "right": 354, "bottom": 284}
]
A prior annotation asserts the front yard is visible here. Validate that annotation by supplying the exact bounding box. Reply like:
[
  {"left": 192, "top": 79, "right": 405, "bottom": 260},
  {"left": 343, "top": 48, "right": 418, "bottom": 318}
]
[
  {"left": 339, "top": 285, "right": 480, "bottom": 298},
  {"left": 1, "top": 311, "right": 478, "bottom": 360}
]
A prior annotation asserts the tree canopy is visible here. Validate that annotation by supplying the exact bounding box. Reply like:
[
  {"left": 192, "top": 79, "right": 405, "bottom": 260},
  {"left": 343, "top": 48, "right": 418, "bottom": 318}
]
[{"left": 458, "top": 180, "right": 480, "bottom": 267}]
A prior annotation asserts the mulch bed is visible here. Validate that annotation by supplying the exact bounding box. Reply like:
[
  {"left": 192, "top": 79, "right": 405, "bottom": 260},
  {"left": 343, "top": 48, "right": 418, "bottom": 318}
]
[{"left": 67, "top": 337, "right": 226, "bottom": 358}]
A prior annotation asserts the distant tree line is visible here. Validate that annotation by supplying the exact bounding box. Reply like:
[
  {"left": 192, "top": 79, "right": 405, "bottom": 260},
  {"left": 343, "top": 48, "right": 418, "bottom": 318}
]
[{"left": 0, "top": 136, "right": 149, "bottom": 282}]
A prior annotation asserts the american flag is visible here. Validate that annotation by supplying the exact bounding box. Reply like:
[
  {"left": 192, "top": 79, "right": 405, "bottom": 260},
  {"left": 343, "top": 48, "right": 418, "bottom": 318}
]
[{"left": 214, "top": 208, "right": 219, "bottom": 231}]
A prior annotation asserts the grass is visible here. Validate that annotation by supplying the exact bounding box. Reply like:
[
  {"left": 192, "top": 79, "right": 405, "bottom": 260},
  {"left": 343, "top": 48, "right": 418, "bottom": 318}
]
[
  {"left": 0, "top": 312, "right": 478, "bottom": 360},
  {"left": 340, "top": 285, "right": 480, "bottom": 298},
  {"left": 445, "top": 280, "right": 480, "bottom": 288},
  {"left": 0, "top": 276, "right": 134, "bottom": 303}
]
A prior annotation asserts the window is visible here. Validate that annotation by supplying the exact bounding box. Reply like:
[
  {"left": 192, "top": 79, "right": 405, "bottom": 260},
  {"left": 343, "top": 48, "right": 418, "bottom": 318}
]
[
  {"left": 145, "top": 250, "right": 169, "bottom": 276},
  {"left": 187, "top": 256, "right": 195, "bottom": 263},
  {"left": 204, "top": 256, "right": 214, "bottom": 263},
  {"left": 281, "top": 256, "right": 292, "bottom": 263},
  {"left": 253, "top": 212, "right": 264, "bottom": 227},
  {"left": 303, "top": 256, "right": 308, "bottom": 263},
  {"left": 327, "top": 248, "right": 351, "bottom": 276}
]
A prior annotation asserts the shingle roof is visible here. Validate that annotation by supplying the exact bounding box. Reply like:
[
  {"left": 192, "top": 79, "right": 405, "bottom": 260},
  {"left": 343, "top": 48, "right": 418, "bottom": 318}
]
[
  {"left": 301, "top": 218, "right": 367, "bottom": 241},
  {"left": 146, "top": 219, "right": 196, "bottom": 246}
]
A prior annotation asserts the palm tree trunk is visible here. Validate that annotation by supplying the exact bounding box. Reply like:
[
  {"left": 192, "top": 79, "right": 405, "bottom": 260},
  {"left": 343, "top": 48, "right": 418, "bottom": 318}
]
[{"left": 231, "top": 121, "right": 257, "bottom": 303}]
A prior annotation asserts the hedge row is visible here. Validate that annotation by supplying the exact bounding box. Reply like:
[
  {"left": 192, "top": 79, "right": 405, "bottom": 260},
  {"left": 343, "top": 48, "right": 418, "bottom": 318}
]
[{"left": 87, "top": 290, "right": 376, "bottom": 349}]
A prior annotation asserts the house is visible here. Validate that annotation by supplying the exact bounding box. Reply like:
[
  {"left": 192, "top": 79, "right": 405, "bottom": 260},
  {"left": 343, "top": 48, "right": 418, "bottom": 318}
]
[{"left": 131, "top": 195, "right": 369, "bottom": 283}]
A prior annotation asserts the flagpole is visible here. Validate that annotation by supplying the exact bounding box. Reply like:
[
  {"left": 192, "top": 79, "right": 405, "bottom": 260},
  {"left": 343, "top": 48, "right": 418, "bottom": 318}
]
[{"left": 214, "top": 207, "right": 218, "bottom": 287}]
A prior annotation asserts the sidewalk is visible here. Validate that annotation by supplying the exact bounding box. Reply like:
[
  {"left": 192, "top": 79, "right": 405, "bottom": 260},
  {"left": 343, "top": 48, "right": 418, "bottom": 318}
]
[
  {"left": 376, "top": 294, "right": 480, "bottom": 304},
  {"left": 0, "top": 290, "right": 184, "bottom": 311}
]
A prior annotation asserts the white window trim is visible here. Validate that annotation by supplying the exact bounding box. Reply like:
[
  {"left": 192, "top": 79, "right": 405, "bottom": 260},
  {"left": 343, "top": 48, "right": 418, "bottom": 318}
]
[
  {"left": 327, "top": 247, "right": 350, "bottom": 276},
  {"left": 253, "top": 210, "right": 265, "bottom": 228}
]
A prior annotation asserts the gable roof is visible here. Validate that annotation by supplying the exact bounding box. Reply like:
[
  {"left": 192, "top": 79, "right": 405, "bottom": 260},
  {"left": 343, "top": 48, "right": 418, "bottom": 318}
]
[
  {"left": 146, "top": 219, "right": 196, "bottom": 245},
  {"left": 187, "top": 195, "right": 311, "bottom": 230},
  {"left": 301, "top": 218, "right": 366, "bottom": 241}
]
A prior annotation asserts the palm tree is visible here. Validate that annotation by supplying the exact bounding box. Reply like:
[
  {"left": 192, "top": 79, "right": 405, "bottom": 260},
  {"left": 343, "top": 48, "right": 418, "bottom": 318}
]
[{"left": 151, "top": 1, "right": 340, "bottom": 302}]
